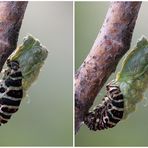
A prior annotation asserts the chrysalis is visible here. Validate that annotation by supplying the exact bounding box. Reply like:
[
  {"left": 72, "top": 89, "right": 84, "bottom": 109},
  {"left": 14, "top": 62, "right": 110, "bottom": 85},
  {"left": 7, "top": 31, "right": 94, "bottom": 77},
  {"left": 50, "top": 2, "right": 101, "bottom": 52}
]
[{"left": 117, "top": 36, "right": 148, "bottom": 118}]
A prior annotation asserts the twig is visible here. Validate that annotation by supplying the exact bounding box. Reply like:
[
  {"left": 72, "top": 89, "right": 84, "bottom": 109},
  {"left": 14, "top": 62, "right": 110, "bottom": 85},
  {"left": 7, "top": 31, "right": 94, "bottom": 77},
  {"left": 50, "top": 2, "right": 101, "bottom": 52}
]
[
  {"left": 75, "top": 1, "right": 142, "bottom": 133},
  {"left": 0, "top": 1, "right": 28, "bottom": 71}
]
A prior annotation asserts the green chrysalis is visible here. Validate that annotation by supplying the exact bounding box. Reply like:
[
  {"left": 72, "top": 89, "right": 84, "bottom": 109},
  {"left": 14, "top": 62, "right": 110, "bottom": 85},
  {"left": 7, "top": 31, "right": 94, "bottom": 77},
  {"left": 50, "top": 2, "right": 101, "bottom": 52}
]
[
  {"left": 116, "top": 36, "right": 148, "bottom": 118},
  {"left": 9, "top": 35, "right": 48, "bottom": 93}
]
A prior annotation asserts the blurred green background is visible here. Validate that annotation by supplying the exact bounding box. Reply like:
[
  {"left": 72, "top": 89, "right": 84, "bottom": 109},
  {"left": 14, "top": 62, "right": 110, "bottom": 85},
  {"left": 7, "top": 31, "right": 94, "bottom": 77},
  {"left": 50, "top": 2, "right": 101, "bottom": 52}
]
[
  {"left": 0, "top": 2, "right": 73, "bottom": 146},
  {"left": 75, "top": 2, "right": 148, "bottom": 146}
]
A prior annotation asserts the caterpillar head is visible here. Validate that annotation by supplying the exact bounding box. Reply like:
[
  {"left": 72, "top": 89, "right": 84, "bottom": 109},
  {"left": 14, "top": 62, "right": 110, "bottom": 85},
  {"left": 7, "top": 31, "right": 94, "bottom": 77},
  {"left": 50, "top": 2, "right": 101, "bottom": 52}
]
[
  {"left": 7, "top": 59, "right": 20, "bottom": 71},
  {"left": 2, "top": 60, "right": 20, "bottom": 80}
]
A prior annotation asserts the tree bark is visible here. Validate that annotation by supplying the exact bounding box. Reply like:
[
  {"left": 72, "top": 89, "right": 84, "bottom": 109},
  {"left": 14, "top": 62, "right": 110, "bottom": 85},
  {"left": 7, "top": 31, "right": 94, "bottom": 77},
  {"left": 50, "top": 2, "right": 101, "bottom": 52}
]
[
  {"left": 0, "top": 1, "right": 28, "bottom": 71},
  {"left": 75, "top": 1, "right": 142, "bottom": 133}
]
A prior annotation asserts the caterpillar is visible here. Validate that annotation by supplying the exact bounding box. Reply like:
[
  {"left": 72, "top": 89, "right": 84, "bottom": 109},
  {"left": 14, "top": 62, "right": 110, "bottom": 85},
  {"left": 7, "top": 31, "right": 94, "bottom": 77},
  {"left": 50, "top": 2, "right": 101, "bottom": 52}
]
[
  {"left": 84, "top": 81, "right": 124, "bottom": 131},
  {"left": 0, "top": 59, "right": 23, "bottom": 125}
]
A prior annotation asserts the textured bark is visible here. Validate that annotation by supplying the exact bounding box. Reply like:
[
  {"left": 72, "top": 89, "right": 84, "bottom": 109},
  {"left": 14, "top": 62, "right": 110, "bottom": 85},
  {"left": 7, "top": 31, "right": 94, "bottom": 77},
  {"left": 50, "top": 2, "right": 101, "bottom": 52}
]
[
  {"left": 0, "top": 1, "right": 28, "bottom": 71},
  {"left": 75, "top": 1, "right": 142, "bottom": 133}
]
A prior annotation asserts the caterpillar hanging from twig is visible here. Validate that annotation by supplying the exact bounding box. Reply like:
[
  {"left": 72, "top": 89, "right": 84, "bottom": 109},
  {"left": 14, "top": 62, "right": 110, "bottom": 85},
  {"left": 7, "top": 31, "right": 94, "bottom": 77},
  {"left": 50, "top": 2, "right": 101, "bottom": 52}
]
[
  {"left": 84, "top": 81, "right": 124, "bottom": 131},
  {"left": 0, "top": 59, "right": 23, "bottom": 125},
  {"left": 0, "top": 35, "right": 48, "bottom": 126},
  {"left": 84, "top": 36, "right": 148, "bottom": 131}
]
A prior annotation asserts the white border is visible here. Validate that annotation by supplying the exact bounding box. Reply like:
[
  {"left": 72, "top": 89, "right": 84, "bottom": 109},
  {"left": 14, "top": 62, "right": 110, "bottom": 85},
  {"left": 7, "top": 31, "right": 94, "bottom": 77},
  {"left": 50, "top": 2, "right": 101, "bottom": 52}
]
[{"left": 73, "top": 1, "right": 75, "bottom": 147}]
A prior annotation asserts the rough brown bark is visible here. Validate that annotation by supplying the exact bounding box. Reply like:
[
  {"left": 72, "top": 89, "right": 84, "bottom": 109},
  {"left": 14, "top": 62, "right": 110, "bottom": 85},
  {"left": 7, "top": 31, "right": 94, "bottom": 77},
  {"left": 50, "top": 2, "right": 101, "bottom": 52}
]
[
  {"left": 0, "top": 1, "right": 28, "bottom": 71},
  {"left": 75, "top": 1, "right": 142, "bottom": 133}
]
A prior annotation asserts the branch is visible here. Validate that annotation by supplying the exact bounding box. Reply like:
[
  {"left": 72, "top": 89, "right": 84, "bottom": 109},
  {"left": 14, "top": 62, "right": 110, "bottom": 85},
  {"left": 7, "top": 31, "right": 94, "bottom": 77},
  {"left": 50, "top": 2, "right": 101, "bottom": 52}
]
[
  {"left": 0, "top": 1, "right": 28, "bottom": 71},
  {"left": 75, "top": 1, "right": 142, "bottom": 133}
]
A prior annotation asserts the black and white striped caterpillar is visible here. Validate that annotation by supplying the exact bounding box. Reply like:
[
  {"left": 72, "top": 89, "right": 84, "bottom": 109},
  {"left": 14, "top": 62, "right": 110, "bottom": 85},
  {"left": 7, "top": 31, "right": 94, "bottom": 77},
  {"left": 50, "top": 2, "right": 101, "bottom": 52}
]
[
  {"left": 0, "top": 59, "right": 23, "bottom": 125},
  {"left": 84, "top": 81, "right": 124, "bottom": 131}
]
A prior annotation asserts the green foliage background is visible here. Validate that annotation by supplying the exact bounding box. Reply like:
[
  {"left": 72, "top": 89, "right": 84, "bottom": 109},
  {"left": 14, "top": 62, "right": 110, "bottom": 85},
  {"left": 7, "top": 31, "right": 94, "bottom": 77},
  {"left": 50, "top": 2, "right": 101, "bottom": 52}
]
[
  {"left": 75, "top": 2, "right": 148, "bottom": 146},
  {"left": 0, "top": 2, "right": 73, "bottom": 146}
]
